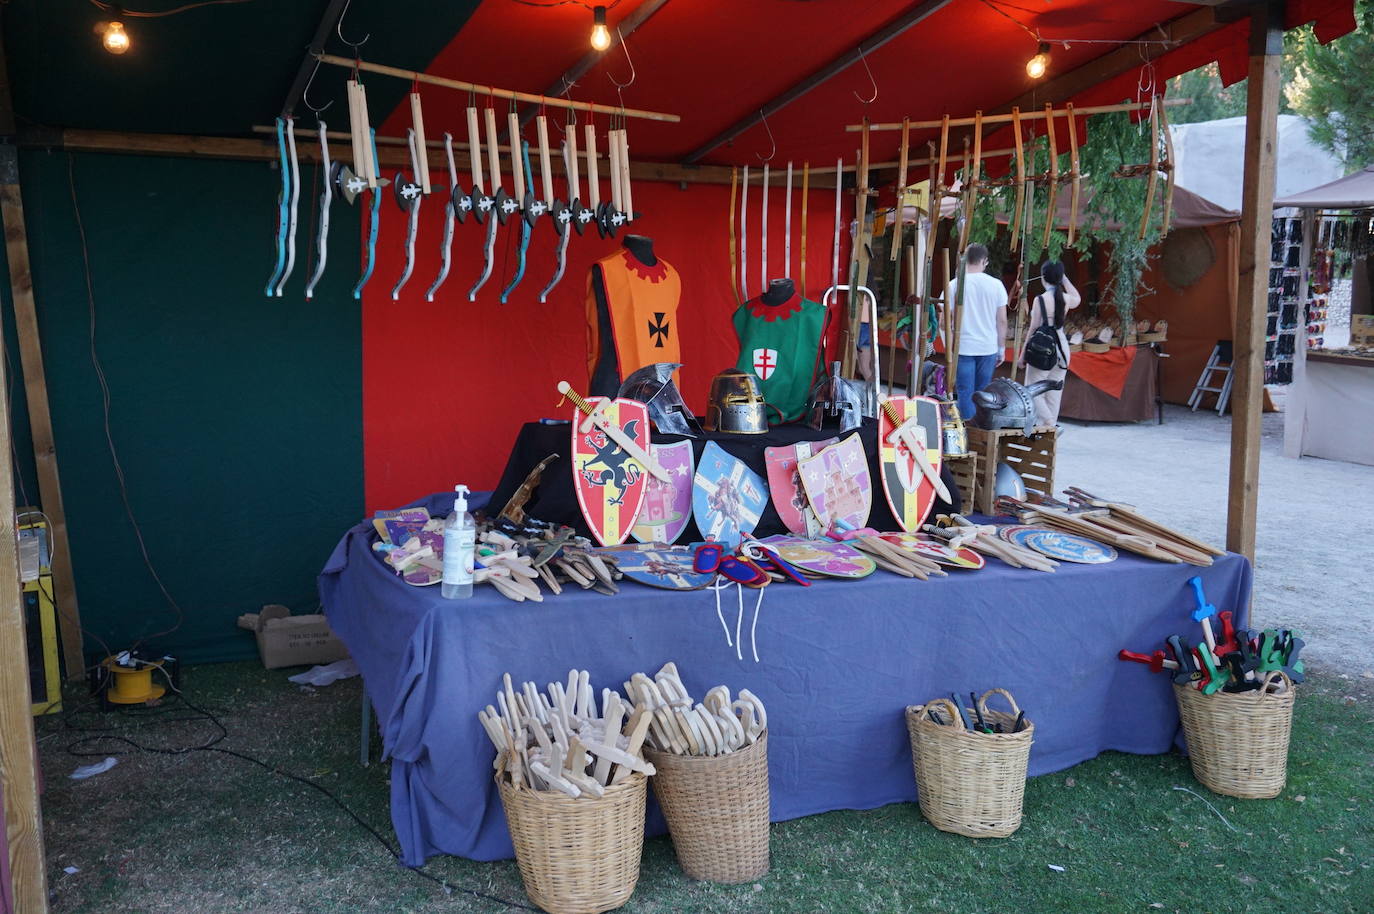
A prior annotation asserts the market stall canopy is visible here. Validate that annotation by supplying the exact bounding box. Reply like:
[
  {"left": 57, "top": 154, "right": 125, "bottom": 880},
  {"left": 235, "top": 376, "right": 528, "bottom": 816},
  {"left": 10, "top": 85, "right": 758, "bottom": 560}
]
[
  {"left": 5, "top": 0, "right": 1357, "bottom": 168},
  {"left": 1273, "top": 165, "right": 1374, "bottom": 209}
]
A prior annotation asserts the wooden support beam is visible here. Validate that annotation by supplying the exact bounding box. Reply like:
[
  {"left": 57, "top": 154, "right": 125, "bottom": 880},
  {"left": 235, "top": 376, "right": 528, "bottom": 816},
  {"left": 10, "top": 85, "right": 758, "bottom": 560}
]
[
  {"left": 316, "top": 54, "right": 680, "bottom": 123},
  {"left": 0, "top": 154, "right": 50, "bottom": 914},
  {"left": 680, "top": 0, "right": 952, "bottom": 163},
  {"left": 519, "top": 0, "right": 673, "bottom": 128},
  {"left": 1228, "top": 0, "right": 1284, "bottom": 560},
  {"left": 846, "top": 98, "right": 1191, "bottom": 133},
  {"left": 18, "top": 126, "right": 839, "bottom": 188},
  {"left": 0, "top": 54, "right": 84, "bottom": 682}
]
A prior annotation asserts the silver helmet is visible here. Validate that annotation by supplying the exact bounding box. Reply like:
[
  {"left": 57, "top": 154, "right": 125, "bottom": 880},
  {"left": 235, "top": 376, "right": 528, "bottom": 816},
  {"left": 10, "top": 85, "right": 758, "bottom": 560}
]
[
  {"left": 972, "top": 376, "right": 1063, "bottom": 436},
  {"left": 617, "top": 363, "right": 702, "bottom": 437},
  {"left": 805, "top": 362, "right": 864, "bottom": 433}
]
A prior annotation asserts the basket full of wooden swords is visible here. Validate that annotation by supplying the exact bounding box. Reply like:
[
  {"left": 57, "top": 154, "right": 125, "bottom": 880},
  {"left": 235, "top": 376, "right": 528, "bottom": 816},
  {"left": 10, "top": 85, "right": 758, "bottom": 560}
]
[
  {"left": 906, "top": 688, "right": 1034, "bottom": 838},
  {"left": 630, "top": 663, "right": 771, "bottom": 884},
  {"left": 479, "top": 671, "right": 654, "bottom": 914}
]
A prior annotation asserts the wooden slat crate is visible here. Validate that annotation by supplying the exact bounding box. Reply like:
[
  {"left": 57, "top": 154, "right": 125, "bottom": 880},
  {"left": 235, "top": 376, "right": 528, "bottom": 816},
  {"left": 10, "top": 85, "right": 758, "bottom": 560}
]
[
  {"left": 943, "top": 452, "right": 978, "bottom": 515},
  {"left": 967, "top": 426, "right": 1057, "bottom": 514}
]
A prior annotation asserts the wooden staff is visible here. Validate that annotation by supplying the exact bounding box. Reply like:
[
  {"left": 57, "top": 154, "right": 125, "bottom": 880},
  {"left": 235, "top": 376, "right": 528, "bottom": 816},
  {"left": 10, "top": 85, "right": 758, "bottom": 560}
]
[
  {"left": 761, "top": 161, "right": 770, "bottom": 287},
  {"left": 886, "top": 118, "right": 911, "bottom": 394},
  {"left": 1139, "top": 96, "right": 1161, "bottom": 240},
  {"left": 784, "top": 161, "right": 793, "bottom": 279},
  {"left": 1066, "top": 103, "right": 1081, "bottom": 246},
  {"left": 466, "top": 105, "right": 484, "bottom": 193},
  {"left": 729, "top": 166, "right": 740, "bottom": 302},
  {"left": 916, "top": 140, "right": 939, "bottom": 386},
  {"left": 800, "top": 161, "right": 810, "bottom": 298},
  {"left": 844, "top": 121, "right": 873, "bottom": 377},
  {"left": 1041, "top": 103, "right": 1059, "bottom": 252},
  {"left": 741, "top": 164, "right": 750, "bottom": 300},
  {"left": 619, "top": 128, "right": 634, "bottom": 221},
  {"left": 906, "top": 241, "right": 919, "bottom": 391},
  {"left": 410, "top": 90, "right": 431, "bottom": 193},
  {"left": 890, "top": 118, "right": 911, "bottom": 266},
  {"left": 1010, "top": 108, "right": 1025, "bottom": 250},
  {"left": 1160, "top": 100, "right": 1176, "bottom": 233}
]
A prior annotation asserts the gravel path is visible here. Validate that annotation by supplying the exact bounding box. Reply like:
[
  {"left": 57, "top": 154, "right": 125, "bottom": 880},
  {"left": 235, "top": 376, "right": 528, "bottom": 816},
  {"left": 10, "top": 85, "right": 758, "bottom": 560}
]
[{"left": 1053, "top": 404, "right": 1373, "bottom": 677}]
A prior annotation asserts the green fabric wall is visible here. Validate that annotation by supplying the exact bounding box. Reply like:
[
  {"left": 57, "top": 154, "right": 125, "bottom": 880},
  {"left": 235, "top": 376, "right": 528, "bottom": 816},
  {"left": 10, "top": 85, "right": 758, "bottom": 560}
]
[{"left": 2, "top": 150, "right": 363, "bottom": 663}]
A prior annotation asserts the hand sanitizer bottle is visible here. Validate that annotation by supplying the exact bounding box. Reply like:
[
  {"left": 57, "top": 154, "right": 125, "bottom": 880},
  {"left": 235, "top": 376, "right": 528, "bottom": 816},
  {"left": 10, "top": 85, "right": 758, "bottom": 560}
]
[{"left": 441, "top": 485, "right": 476, "bottom": 599}]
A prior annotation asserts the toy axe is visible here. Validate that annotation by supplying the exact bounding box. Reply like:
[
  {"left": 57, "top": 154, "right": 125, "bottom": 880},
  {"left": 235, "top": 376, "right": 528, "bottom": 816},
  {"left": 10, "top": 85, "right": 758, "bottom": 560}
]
[
  {"left": 526, "top": 114, "right": 556, "bottom": 230},
  {"left": 468, "top": 108, "right": 505, "bottom": 300},
  {"left": 390, "top": 128, "right": 424, "bottom": 300}
]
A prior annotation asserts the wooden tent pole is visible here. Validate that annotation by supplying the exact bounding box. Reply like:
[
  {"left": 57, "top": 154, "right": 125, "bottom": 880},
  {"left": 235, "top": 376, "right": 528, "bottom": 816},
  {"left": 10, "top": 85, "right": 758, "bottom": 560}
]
[
  {"left": 1228, "top": 0, "right": 1284, "bottom": 561},
  {"left": 0, "top": 44, "right": 84, "bottom": 681}
]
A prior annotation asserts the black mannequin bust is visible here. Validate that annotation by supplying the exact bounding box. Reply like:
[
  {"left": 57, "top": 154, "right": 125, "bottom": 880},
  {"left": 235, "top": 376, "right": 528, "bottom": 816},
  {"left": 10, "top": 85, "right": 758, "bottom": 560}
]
[
  {"left": 759, "top": 277, "right": 795, "bottom": 306},
  {"left": 621, "top": 234, "right": 657, "bottom": 267}
]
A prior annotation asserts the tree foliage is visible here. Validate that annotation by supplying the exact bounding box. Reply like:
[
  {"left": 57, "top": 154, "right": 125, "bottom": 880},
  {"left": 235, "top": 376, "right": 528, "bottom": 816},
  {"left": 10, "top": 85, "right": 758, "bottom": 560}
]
[{"left": 1288, "top": 3, "right": 1374, "bottom": 169}]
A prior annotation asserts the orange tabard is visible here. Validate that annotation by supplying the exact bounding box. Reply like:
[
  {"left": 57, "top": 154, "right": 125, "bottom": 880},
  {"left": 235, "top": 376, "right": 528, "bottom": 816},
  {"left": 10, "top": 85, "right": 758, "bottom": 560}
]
[{"left": 586, "top": 248, "right": 682, "bottom": 386}]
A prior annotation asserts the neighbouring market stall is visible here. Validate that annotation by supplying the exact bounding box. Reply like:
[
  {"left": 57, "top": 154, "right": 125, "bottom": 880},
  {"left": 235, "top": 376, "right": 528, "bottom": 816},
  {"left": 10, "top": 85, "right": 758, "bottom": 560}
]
[
  {"left": 1275, "top": 166, "right": 1374, "bottom": 466},
  {"left": 0, "top": 2, "right": 1356, "bottom": 912}
]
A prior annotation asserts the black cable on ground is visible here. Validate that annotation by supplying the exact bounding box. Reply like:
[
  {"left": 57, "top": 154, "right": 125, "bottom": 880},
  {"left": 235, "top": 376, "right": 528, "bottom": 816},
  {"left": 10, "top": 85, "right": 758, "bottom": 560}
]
[{"left": 57, "top": 692, "right": 535, "bottom": 911}]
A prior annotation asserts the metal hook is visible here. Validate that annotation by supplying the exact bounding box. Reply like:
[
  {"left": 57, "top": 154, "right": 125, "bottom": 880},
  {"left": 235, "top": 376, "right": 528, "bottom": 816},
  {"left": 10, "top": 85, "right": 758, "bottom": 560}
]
[
  {"left": 853, "top": 46, "right": 878, "bottom": 104},
  {"left": 607, "top": 26, "right": 637, "bottom": 90},
  {"left": 336, "top": 0, "right": 370, "bottom": 50},
  {"left": 300, "top": 56, "right": 333, "bottom": 115},
  {"left": 755, "top": 109, "right": 776, "bottom": 163}
]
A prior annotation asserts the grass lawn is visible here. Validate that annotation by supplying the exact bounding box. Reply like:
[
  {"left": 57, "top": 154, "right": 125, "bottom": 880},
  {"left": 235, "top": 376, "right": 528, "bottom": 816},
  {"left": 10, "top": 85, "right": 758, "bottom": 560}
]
[{"left": 36, "top": 661, "right": 1373, "bottom": 914}]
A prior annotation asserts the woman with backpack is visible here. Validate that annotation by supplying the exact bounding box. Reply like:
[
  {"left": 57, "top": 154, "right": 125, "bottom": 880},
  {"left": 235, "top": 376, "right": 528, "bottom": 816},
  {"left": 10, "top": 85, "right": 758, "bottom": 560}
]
[{"left": 1018, "top": 260, "right": 1081, "bottom": 428}]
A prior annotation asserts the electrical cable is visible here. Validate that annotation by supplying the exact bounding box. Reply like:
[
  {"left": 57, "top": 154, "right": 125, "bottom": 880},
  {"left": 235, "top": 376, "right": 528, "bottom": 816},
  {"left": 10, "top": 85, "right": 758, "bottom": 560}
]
[
  {"left": 87, "top": 0, "right": 254, "bottom": 17},
  {"left": 509, "top": 0, "right": 620, "bottom": 9},
  {"left": 68, "top": 155, "right": 185, "bottom": 647},
  {"left": 54, "top": 676, "right": 535, "bottom": 910}
]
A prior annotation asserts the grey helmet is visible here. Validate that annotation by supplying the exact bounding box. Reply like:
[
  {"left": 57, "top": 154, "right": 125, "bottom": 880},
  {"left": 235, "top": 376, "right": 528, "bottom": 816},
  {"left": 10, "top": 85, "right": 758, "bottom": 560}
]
[
  {"left": 704, "top": 368, "right": 770, "bottom": 434},
  {"left": 972, "top": 377, "right": 1064, "bottom": 436},
  {"left": 618, "top": 363, "right": 702, "bottom": 437},
  {"left": 805, "top": 361, "right": 865, "bottom": 434}
]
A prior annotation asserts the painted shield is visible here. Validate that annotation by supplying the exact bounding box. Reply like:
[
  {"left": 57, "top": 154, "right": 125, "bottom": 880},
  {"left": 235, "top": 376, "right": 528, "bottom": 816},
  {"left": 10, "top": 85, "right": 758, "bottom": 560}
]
[
  {"left": 879, "top": 395, "right": 946, "bottom": 532},
  {"left": 597, "top": 544, "right": 715, "bottom": 590},
  {"left": 797, "top": 433, "right": 872, "bottom": 531},
  {"left": 758, "top": 535, "right": 876, "bottom": 578},
  {"left": 764, "top": 437, "right": 838, "bottom": 536},
  {"left": 630, "top": 441, "right": 695, "bottom": 545},
  {"left": 999, "top": 525, "right": 1118, "bottom": 564},
  {"left": 878, "top": 532, "right": 985, "bottom": 569},
  {"left": 570, "top": 398, "right": 651, "bottom": 546},
  {"left": 692, "top": 441, "right": 768, "bottom": 549}
]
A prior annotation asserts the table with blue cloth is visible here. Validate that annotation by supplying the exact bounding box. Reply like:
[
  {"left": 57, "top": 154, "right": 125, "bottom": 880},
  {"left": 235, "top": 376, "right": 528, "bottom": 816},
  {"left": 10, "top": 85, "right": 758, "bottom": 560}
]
[{"left": 320, "top": 490, "right": 1250, "bottom": 866}]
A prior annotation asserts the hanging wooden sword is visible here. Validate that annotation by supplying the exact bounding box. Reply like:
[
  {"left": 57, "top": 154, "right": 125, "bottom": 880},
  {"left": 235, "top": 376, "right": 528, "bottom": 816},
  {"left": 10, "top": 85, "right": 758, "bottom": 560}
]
[
  {"left": 728, "top": 166, "right": 740, "bottom": 302},
  {"left": 353, "top": 129, "right": 384, "bottom": 300},
  {"left": 468, "top": 108, "right": 504, "bottom": 300},
  {"left": 391, "top": 128, "right": 424, "bottom": 300},
  {"left": 1041, "top": 103, "right": 1059, "bottom": 253},
  {"left": 1140, "top": 96, "right": 1160, "bottom": 241},
  {"left": 760, "top": 162, "right": 769, "bottom": 288},
  {"left": 264, "top": 117, "right": 291, "bottom": 296},
  {"left": 304, "top": 119, "right": 332, "bottom": 301},
  {"left": 540, "top": 134, "right": 578, "bottom": 302},
  {"left": 1066, "top": 104, "right": 1081, "bottom": 247},
  {"left": 425, "top": 133, "right": 458, "bottom": 302},
  {"left": 581, "top": 124, "right": 599, "bottom": 236},
  {"left": 537, "top": 115, "right": 561, "bottom": 236},
  {"left": 500, "top": 140, "right": 535, "bottom": 303},
  {"left": 800, "top": 161, "right": 809, "bottom": 299},
  {"left": 1009, "top": 107, "right": 1026, "bottom": 251}
]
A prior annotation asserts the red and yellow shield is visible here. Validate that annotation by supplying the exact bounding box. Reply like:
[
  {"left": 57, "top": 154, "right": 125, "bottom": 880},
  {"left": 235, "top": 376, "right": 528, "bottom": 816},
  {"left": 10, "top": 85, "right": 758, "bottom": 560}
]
[
  {"left": 570, "top": 398, "right": 651, "bottom": 546},
  {"left": 879, "top": 395, "right": 944, "bottom": 532}
]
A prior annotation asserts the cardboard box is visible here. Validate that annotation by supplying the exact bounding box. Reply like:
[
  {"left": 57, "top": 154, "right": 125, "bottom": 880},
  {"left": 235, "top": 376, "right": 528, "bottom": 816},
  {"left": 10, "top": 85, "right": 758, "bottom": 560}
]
[
  {"left": 1351, "top": 315, "right": 1374, "bottom": 349},
  {"left": 237, "top": 604, "right": 349, "bottom": 669}
]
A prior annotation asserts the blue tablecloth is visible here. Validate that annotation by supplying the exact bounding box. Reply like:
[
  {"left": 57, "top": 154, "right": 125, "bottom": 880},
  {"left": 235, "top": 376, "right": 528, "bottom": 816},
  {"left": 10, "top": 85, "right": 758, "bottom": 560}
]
[{"left": 319, "top": 491, "right": 1251, "bottom": 865}]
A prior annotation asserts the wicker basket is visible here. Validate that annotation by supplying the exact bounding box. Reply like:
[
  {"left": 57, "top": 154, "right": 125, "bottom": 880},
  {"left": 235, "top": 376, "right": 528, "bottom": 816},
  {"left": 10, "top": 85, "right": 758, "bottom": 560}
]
[
  {"left": 497, "top": 770, "right": 647, "bottom": 914},
  {"left": 906, "top": 689, "right": 1033, "bottom": 838},
  {"left": 645, "top": 730, "right": 770, "bottom": 883},
  {"left": 1174, "top": 672, "right": 1294, "bottom": 799}
]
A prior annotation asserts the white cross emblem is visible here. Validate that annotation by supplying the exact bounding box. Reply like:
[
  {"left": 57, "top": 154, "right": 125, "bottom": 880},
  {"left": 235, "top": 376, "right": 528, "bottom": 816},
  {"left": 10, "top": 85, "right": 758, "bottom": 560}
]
[{"left": 752, "top": 348, "right": 779, "bottom": 380}]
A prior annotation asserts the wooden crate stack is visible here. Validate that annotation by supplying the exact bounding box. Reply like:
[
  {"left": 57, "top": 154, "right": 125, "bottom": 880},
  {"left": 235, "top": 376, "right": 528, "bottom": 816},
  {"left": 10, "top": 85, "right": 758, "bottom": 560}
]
[
  {"left": 968, "top": 426, "right": 1057, "bottom": 515},
  {"left": 943, "top": 452, "right": 978, "bottom": 514}
]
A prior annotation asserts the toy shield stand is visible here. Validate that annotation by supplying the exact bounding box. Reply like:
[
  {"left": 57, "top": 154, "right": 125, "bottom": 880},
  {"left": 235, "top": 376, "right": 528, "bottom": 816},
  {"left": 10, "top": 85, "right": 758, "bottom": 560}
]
[
  {"left": 570, "top": 398, "right": 652, "bottom": 546},
  {"left": 878, "top": 395, "right": 944, "bottom": 532}
]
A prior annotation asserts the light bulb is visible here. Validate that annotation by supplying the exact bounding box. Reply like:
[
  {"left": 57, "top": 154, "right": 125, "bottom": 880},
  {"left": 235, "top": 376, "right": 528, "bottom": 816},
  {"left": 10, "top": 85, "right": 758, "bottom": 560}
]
[
  {"left": 590, "top": 6, "right": 611, "bottom": 51},
  {"left": 102, "top": 20, "right": 130, "bottom": 55},
  {"left": 1026, "top": 43, "right": 1050, "bottom": 79}
]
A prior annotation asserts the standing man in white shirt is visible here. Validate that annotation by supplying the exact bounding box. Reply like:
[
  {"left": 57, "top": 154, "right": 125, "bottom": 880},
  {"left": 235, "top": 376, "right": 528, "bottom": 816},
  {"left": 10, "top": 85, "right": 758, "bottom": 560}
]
[{"left": 947, "top": 244, "right": 1012, "bottom": 422}]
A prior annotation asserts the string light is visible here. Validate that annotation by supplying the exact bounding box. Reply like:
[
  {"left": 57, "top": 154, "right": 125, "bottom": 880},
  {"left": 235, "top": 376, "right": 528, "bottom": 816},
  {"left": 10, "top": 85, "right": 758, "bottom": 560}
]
[
  {"left": 101, "top": 20, "right": 131, "bottom": 54},
  {"left": 590, "top": 5, "right": 611, "bottom": 50},
  {"left": 1026, "top": 42, "right": 1050, "bottom": 79}
]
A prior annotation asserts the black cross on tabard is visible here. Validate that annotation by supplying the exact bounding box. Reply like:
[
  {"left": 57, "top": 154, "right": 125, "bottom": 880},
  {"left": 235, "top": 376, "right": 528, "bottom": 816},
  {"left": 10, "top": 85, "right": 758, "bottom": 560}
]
[{"left": 647, "top": 312, "right": 670, "bottom": 347}]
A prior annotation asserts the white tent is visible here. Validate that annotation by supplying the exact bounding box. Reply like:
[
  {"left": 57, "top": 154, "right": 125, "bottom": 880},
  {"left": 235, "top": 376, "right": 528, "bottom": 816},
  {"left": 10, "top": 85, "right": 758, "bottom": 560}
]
[{"left": 1172, "top": 115, "right": 1344, "bottom": 213}]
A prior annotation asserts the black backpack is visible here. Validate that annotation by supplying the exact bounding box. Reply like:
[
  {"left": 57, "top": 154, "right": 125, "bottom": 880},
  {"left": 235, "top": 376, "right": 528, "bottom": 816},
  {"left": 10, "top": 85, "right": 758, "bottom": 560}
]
[{"left": 1023, "top": 295, "right": 1066, "bottom": 371}]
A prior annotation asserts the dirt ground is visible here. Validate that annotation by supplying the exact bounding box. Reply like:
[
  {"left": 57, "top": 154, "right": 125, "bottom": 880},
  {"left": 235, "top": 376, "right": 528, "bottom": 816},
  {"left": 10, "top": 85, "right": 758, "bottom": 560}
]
[{"left": 1055, "top": 402, "right": 1373, "bottom": 677}]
